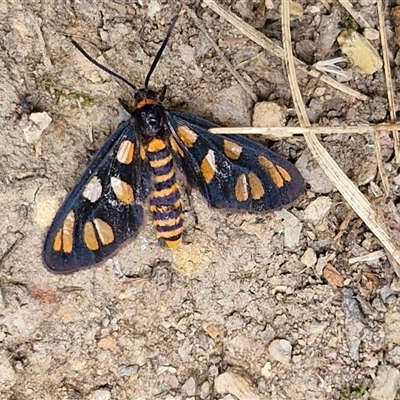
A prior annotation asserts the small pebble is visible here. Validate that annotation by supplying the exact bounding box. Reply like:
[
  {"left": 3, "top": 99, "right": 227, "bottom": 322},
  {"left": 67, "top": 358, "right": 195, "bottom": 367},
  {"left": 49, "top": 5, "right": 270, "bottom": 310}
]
[
  {"left": 363, "top": 28, "right": 380, "bottom": 41},
  {"left": 215, "top": 371, "right": 260, "bottom": 400},
  {"left": 275, "top": 209, "right": 303, "bottom": 248},
  {"left": 92, "top": 389, "right": 111, "bottom": 400},
  {"left": 200, "top": 381, "right": 211, "bottom": 399},
  {"left": 300, "top": 248, "right": 317, "bottom": 268},
  {"left": 385, "top": 310, "right": 400, "bottom": 345},
  {"left": 296, "top": 153, "right": 333, "bottom": 193},
  {"left": 268, "top": 339, "right": 292, "bottom": 364},
  {"left": 147, "top": 0, "right": 160, "bottom": 17},
  {"left": 380, "top": 285, "right": 397, "bottom": 304},
  {"left": 116, "top": 364, "right": 139, "bottom": 377},
  {"left": 0, "top": 357, "right": 16, "bottom": 386},
  {"left": 304, "top": 197, "right": 332, "bottom": 223},
  {"left": 252, "top": 102, "right": 286, "bottom": 127},
  {"left": 370, "top": 365, "right": 400, "bottom": 400},
  {"left": 97, "top": 336, "right": 117, "bottom": 349},
  {"left": 23, "top": 112, "right": 52, "bottom": 144},
  {"left": 261, "top": 362, "right": 272, "bottom": 378},
  {"left": 182, "top": 377, "right": 196, "bottom": 396}
]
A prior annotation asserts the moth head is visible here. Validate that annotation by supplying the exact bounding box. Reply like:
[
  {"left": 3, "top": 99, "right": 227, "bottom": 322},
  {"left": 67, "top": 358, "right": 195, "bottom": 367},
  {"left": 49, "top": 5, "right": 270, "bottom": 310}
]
[{"left": 134, "top": 88, "right": 157, "bottom": 104}]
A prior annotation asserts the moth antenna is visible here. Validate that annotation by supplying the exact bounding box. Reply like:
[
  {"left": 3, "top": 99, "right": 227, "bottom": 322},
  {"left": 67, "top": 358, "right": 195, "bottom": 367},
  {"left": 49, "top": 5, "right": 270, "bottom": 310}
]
[
  {"left": 71, "top": 40, "right": 138, "bottom": 93},
  {"left": 144, "top": 15, "right": 179, "bottom": 89}
]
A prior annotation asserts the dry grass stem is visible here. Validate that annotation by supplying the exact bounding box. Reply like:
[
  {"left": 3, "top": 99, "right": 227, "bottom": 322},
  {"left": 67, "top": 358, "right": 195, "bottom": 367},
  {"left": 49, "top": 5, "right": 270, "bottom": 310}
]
[
  {"left": 377, "top": 0, "right": 399, "bottom": 164},
  {"left": 210, "top": 124, "right": 400, "bottom": 139}
]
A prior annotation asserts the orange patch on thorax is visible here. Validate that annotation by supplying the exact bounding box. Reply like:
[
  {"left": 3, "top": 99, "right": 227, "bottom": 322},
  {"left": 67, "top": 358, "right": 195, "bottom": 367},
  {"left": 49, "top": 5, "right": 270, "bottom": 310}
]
[{"left": 136, "top": 98, "right": 157, "bottom": 109}]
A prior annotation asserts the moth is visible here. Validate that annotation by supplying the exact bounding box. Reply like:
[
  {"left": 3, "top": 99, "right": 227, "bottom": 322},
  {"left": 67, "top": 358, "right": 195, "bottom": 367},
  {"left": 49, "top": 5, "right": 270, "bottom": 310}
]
[{"left": 43, "top": 17, "right": 304, "bottom": 272}]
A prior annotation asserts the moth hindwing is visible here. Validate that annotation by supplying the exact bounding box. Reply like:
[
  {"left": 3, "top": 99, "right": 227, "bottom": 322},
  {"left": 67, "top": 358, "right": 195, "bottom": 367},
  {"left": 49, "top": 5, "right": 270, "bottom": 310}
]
[{"left": 43, "top": 18, "right": 303, "bottom": 273}]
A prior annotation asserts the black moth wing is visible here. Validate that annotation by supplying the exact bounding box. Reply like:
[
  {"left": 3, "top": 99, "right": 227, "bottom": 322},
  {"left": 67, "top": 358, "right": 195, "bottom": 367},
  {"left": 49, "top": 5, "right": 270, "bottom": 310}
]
[
  {"left": 43, "top": 120, "right": 151, "bottom": 273},
  {"left": 168, "top": 110, "right": 304, "bottom": 211}
]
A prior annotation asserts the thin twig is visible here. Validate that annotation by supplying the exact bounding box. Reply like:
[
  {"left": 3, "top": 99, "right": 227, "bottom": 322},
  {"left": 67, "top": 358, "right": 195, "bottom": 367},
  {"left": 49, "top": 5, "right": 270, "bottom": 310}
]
[
  {"left": 210, "top": 123, "right": 400, "bottom": 139},
  {"left": 0, "top": 233, "right": 24, "bottom": 307},
  {"left": 281, "top": 3, "right": 309, "bottom": 126},
  {"left": 348, "top": 250, "right": 386, "bottom": 264},
  {"left": 373, "top": 0, "right": 390, "bottom": 194},
  {"left": 320, "top": 0, "right": 331, "bottom": 12}
]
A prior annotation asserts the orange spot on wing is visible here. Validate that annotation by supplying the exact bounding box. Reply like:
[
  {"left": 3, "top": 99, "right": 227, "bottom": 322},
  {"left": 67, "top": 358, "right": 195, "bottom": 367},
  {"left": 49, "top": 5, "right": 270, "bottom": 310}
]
[
  {"left": 62, "top": 211, "right": 75, "bottom": 253},
  {"left": 200, "top": 150, "right": 216, "bottom": 184},
  {"left": 248, "top": 172, "right": 265, "bottom": 200},
  {"left": 223, "top": 139, "right": 242, "bottom": 160},
  {"left": 94, "top": 218, "right": 114, "bottom": 245},
  {"left": 53, "top": 229, "right": 62, "bottom": 251},
  {"left": 84, "top": 221, "right": 99, "bottom": 251},
  {"left": 276, "top": 165, "right": 292, "bottom": 182},
  {"left": 259, "top": 155, "right": 284, "bottom": 188},
  {"left": 177, "top": 126, "right": 198, "bottom": 147},
  {"left": 235, "top": 174, "right": 248, "bottom": 202},
  {"left": 111, "top": 177, "right": 135, "bottom": 204},
  {"left": 117, "top": 140, "right": 134, "bottom": 164}
]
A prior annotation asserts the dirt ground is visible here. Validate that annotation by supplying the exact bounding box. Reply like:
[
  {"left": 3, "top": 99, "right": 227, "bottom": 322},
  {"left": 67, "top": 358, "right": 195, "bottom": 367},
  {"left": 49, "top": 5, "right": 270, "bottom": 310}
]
[{"left": 1, "top": 0, "right": 400, "bottom": 399}]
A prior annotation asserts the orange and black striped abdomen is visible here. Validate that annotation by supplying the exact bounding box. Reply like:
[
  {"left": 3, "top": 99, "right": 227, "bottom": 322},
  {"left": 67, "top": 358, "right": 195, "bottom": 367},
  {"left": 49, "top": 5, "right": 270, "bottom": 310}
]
[{"left": 146, "top": 137, "right": 183, "bottom": 248}]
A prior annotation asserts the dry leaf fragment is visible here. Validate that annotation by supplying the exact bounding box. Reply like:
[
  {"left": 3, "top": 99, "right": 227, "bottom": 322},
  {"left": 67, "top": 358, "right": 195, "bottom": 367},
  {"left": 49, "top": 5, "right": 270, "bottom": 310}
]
[
  {"left": 337, "top": 29, "right": 383, "bottom": 74},
  {"left": 323, "top": 263, "right": 345, "bottom": 287},
  {"left": 362, "top": 272, "right": 381, "bottom": 291}
]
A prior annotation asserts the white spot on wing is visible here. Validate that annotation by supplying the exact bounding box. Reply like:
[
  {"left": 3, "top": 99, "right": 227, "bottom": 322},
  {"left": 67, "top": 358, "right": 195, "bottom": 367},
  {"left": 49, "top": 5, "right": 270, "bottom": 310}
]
[
  {"left": 206, "top": 149, "right": 217, "bottom": 173},
  {"left": 82, "top": 176, "right": 102, "bottom": 203}
]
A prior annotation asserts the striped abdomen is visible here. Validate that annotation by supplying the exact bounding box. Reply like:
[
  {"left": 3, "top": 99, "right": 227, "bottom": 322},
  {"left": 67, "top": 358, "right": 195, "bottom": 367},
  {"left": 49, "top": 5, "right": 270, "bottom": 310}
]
[{"left": 146, "top": 137, "right": 183, "bottom": 248}]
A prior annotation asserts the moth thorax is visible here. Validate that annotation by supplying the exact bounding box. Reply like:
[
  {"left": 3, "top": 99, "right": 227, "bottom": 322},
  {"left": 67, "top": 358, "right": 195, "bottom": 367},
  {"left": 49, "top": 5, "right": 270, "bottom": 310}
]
[{"left": 133, "top": 104, "right": 166, "bottom": 139}]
